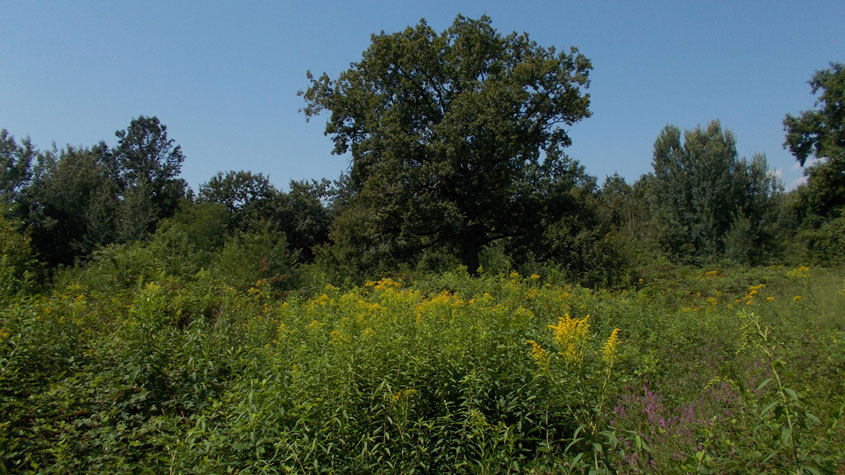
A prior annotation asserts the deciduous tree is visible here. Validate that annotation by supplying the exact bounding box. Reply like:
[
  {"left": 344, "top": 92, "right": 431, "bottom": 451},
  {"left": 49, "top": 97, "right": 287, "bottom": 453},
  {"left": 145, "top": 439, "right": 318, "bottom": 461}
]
[
  {"left": 301, "top": 15, "right": 592, "bottom": 274},
  {"left": 113, "top": 116, "right": 187, "bottom": 237},
  {"left": 648, "top": 121, "right": 781, "bottom": 263},
  {"left": 784, "top": 63, "right": 845, "bottom": 220}
]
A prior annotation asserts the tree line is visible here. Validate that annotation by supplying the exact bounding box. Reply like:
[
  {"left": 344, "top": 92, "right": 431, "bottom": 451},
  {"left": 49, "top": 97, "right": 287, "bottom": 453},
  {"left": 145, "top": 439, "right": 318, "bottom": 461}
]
[{"left": 2, "top": 15, "right": 843, "bottom": 295}]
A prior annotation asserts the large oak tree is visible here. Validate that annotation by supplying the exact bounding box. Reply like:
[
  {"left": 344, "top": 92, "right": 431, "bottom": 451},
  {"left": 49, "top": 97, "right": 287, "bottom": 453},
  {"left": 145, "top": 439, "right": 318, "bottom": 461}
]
[
  {"left": 784, "top": 63, "right": 845, "bottom": 220},
  {"left": 301, "top": 15, "right": 592, "bottom": 273}
]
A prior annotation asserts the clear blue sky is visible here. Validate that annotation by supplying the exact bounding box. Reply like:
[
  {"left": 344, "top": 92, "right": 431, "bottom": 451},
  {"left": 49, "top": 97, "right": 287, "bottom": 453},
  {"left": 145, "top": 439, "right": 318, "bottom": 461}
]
[{"left": 2, "top": 1, "right": 843, "bottom": 191}]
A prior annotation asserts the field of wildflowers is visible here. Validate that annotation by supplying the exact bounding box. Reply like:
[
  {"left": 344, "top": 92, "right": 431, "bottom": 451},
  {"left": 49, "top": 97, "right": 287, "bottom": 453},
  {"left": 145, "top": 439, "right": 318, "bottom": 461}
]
[{"left": 0, "top": 264, "right": 843, "bottom": 472}]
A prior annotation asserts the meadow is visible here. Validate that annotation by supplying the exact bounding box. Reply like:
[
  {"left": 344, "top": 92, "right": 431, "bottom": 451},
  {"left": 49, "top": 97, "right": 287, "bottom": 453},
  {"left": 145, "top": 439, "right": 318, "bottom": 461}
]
[{"left": 1, "top": 257, "right": 842, "bottom": 473}]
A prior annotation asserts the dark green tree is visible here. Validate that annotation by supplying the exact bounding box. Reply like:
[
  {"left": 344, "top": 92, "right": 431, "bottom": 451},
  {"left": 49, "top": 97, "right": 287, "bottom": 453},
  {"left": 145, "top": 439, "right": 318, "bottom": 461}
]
[
  {"left": 113, "top": 116, "right": 187, "bottom": 238},
  {"left": 198, "top": 172, "right": 331, "bottom": 260},
  {"left": 198, "top": 171, "right": 274, "bottom": 214},
  {"left": 647, "top": 121, "right": 781, "bottom": 263},
  {"left": 784, "top": 63, "right": 845, "bottom": 220},
  {"left": 0, "top": 130, "right": 35, "bottom": 207},
  {"left": 198, "top": 170, "right": 275, "bottom": 231},
  {"left": 270, "top": 179, "right": 332, "bottom": 261},
  {"left": 21, "top": 144, "right": 120, "bottom": 266},
  {"left": 301, "top": 15, "right": 592, "bottom": 274}
]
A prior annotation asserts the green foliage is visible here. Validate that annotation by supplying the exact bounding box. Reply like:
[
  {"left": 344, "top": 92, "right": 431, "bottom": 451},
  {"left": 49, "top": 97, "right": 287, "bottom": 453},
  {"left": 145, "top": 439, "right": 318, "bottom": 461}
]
[
  {"left": 198, "top": 170, "right": 275, "bottom": 230},
  {"left": 2, "top": 259, "right": 843, "bottom": 472},
  {"left": 0, "top": 214, "right": 37, "bottom": 300},
  {"left": 3, "top": 116, "right": 188, "bottom": 269},
  {"left": 199, "top": 172, "right": 332, "bottom": 261},
  {"left": 796, "top": 213, "right": 845, "bottom": 265},
  {"left": 784, "top": 63, "right": 845, "bottom": 222},
  {"left": 0, "top": 129, "right": 35, "bottom": 206},
  {"left": 647, "top": 121, "right": 782, "bottom": 264},
  {"left": 3, "top": 28, "right": 845, "bottom": 475},
  {"left": 158, "top": 201, "right": 229, "bottom": 253},
  {"left": 784, "top": 63, "right": 845, "bottom": 168},
  {"left": 19, "top": 144, "right": 120, "bottom": 266},
  {"left": 210, "top": 227, "right": 297, "bottom": 292},
  {"left": 302, "top": 14, "right": 592, "bottom": 273},
  {"left": 113, "top": 115, "right": 187, "bottom": 237},
  {"left": 272, "top": 179, "right": 332, "bottom": 261}
]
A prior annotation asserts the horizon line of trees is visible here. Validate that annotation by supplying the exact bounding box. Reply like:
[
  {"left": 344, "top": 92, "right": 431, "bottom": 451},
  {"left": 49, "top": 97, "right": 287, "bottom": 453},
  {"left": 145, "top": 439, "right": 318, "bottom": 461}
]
[{"left": 2, "top": 16, "right": 843, "bottom": 296}]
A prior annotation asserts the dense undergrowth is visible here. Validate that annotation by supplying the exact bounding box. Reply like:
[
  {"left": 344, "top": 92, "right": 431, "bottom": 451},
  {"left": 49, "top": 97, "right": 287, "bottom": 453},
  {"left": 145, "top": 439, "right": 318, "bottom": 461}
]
[{"left": 1, "top": 256, "right": 843, "bottom": 473}]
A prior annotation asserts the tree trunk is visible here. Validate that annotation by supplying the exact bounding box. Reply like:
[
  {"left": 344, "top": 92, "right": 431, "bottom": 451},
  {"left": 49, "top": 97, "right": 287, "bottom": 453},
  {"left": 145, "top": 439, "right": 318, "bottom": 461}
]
[{"left": 459, "top": 229, "right": 481, "bottom": 276}]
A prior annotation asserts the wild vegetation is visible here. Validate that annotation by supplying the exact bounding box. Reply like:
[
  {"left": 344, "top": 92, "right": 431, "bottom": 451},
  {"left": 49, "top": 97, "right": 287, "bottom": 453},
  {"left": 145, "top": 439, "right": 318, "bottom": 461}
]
[{"left": 1, "top": 14, "right": 843, "bottom": 473}]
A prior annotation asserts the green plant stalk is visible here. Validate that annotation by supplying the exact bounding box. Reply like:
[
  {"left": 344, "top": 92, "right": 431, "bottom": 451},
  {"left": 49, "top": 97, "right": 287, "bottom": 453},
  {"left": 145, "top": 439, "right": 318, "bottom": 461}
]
[{"left": 750, "top": 312, "right": 802, "bottom": 472}]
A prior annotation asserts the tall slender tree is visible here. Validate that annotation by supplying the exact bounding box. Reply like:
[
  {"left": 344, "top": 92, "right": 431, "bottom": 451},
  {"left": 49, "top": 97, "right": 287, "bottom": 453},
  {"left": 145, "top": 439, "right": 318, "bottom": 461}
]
[
  {"left": 648, "top": 121, "right": 781, "bottom": 263},
  {"left": 113, "top": 116, "right": 187, "bottom": 238}
]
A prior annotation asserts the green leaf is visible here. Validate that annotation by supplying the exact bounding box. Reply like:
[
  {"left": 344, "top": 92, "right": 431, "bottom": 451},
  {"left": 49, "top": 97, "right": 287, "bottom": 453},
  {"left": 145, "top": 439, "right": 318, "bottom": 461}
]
[
  {"left": 756, "top": 377, "right": 773, "bottom": 392},
  {"left": 759, "top": 401, "right": 778, "bottom": 417},
  {"left": 781, "top": 426, "right": 792, "bottom": 447},
  {"left": 761, "top": 450, "right": 779, "bottom": 464}
]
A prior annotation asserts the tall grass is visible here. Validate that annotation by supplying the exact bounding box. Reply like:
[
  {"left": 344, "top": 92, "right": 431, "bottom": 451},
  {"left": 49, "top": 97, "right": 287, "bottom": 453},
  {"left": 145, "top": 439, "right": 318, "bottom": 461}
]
[{"left": 1, "top": 265, "right": 842, "bottom": 472}]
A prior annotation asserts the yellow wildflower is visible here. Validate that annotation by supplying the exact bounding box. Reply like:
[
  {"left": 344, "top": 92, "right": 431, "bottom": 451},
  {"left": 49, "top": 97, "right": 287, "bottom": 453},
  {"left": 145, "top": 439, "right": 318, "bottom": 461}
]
[
  {"left": 509, "top": 271, "right": 520, "bottom": 279},
  {"left": 329, "top": 330, "right": 346, "bottom": 345},
  {"left": 786, "top": 266, "right": 811, "bottom": 279},
  {"left": 530, "top": 273, "right": 541, "bottom": 280},
  {"left": 526, "top": 339, "right": 552, "bottom": 371},
  {"left": 369, "top": 277, "right": 401, "bottom": 291},
  {"left": 766, "top": 296, "right": 775, "bottom": 302},
  {"left": 603, "top": 328, "right": 621, "bottom": 364},
  {"left": 392, "top": 388, "right": 417, "bottom": 401},
  {"left": 793, "top": 296, "right": 802, "bottom": 302},
  {"left": 548, "top": 314, "right": 590, "bottom": 363}
]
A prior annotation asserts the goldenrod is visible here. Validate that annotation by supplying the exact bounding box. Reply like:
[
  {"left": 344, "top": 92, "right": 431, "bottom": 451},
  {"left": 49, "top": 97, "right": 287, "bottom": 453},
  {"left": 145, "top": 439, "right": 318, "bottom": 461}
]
[
  {"left": 603, "top": 328, "right": 620, "bottom": 364},
  {"left": 549, "top": 314, "right": 590, "bottom": 363},
  {"left": 526, "top": 339, "right": 551, "bottom": 371}
]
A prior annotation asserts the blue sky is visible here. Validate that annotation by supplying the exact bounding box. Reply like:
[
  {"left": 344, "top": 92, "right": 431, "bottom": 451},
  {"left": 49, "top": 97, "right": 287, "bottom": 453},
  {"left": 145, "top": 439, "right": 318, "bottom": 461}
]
[{"left": 2, "top": 1, "right": 843, "bottom": 191}]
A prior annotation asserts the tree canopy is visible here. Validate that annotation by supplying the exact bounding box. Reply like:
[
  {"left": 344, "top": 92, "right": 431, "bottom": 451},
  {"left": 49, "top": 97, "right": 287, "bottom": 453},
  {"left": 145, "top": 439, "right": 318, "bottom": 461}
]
[
  {"left": 301, "top": 15, "right": 592, "bottom": 273},
  {"left": 648, "top": 121, "right": 781, "bottom": 263},
  {"left": 113, "top": 115, "right": 188, "bottom": 236},
  {"left": 784, "top": 63, "right": 845, "bottom": 220}
]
